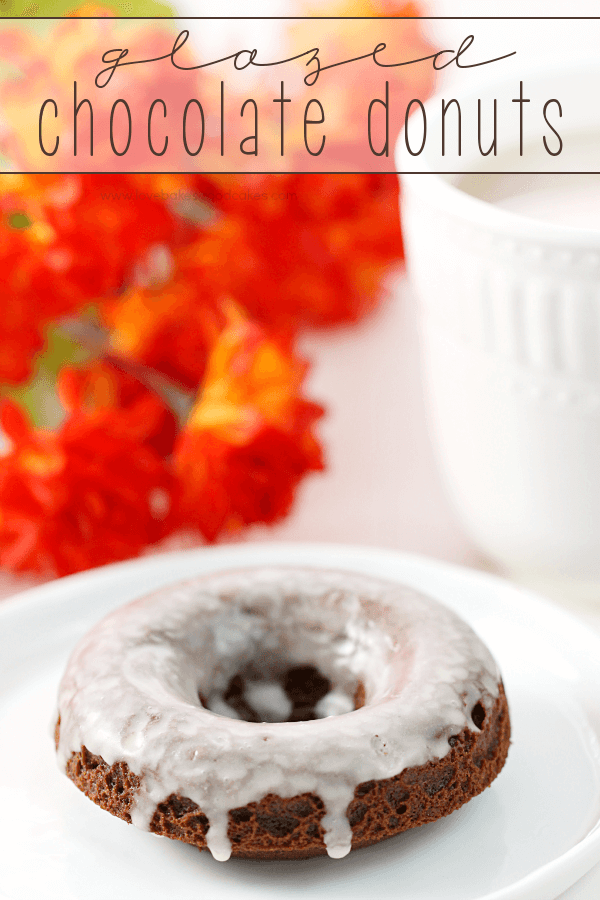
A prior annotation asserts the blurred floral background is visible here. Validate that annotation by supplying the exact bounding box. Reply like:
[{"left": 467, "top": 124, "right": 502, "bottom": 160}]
[{"left": 0, "top": 1, "right": 436, "bottom": 578}]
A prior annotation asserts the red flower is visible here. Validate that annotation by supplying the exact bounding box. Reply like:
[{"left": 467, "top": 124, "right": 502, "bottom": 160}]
[
  {"left": 176, "top": 428, "right": 323, "bottom": 542},
  {"left": 3, "top": 174, "right": 187, "bottom": 300},
  {"left": 59, "top": 361, "right": 180, "bottom": 458},
  {"left": 0, "top": 3, "right": 439, "bottom": 576},
  {"left": 174, "top": 302, "right": 324, "bottom": 540},
  {"left": 188, "top": 173, "right": 403, "bottom": 329},
  {"left": 0, "top": 174, "right": 187, "bottom": 385},
  {"left": 0, "top": 381, "right": 174, "bottom": 576},
  {"left": 108, "top": 172, "right": 403, "bottom": 386},
  {"left": 0, "top": 219, "right": 81, "bottom": 384}
]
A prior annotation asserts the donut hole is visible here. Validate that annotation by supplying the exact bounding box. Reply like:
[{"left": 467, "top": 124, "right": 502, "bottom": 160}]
[
  {"left": 471, "top": 701, "right": 486, "bottom": 730},
  {"left": 203, "top": 663, "right": 364, "bottom": 723},
  {"left": 186, "top": 580, "right": 400, "bottom": 722}
]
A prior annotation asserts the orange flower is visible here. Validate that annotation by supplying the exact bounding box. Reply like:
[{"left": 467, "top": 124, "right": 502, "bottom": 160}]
[
  {"left": 0, "top": 17, "right": 211, "bottom": 172},
  {"left": 287, "top": 2, "right": 436, "bottom": 170},
  {"left": 174, "top": 302, "right": 324, "bottom": 540},
  {"left": 0, "top": 379, "right": 174, "bottom": 576},
  {"left": 104, "top": 240, "right": 228, "bottom": 390},
  {"left": 107, "top": 171, "right": 403, "bottom": 363}
]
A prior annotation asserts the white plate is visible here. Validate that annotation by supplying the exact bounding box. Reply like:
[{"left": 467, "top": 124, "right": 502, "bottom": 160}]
[{"left": 1, "top": 543, "right": 600, "bottom": 900}]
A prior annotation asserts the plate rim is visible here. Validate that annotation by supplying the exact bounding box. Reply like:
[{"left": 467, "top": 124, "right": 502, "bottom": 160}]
[{"left": 1, "top": 541, "right": 600, "bottom": 900}]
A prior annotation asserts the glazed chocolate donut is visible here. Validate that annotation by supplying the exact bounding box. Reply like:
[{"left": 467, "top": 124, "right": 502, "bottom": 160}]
[{"left": 55, "top": 567, "right": 510, "bottom": 860}]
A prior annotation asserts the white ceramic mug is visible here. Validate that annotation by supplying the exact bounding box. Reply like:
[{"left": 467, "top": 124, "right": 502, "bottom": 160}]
[{"left": 398, "top": 61, "right": 600, "bottom": 582}]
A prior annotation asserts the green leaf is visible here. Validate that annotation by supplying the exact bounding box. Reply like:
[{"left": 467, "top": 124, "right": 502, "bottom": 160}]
[
  {"left": 0, "top": 0, "right": 173, "bottom": 18},
  {"left": 2, "top": 326, "right": 91, "bottom": 429}
]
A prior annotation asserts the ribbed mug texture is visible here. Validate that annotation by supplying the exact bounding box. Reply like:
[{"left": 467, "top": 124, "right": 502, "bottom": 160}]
[{"left": 400, "top": 112, "right": 600, "bottom": 578}]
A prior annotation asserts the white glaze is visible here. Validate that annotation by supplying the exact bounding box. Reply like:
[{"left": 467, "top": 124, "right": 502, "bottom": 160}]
[
  {"left": 315, "top": 689, "right": 355, "bottom": 719},
  {"left": 243, "top": 681, "right": 293, "bottom": 723},
  {"left": 56, "top": 567, "right": 501, "bottom": 861}
]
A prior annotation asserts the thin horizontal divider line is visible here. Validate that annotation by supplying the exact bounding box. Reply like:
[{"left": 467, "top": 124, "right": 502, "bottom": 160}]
[
  {"left": 3, "top": 14, "right": 600, "bottom": 18},
  {"left": 2, "top": 171, "right": 600, "bottom": 176}
]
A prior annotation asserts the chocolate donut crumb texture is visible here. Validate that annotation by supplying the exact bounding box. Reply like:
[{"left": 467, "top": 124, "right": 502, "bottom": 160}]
[{"left": 56, "top": 685, "right": 509, "bottom": 859}]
